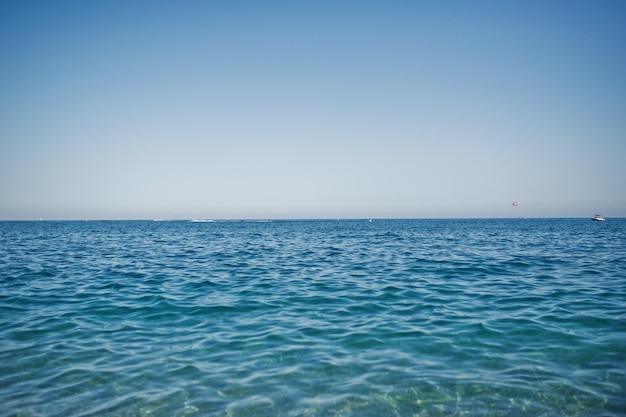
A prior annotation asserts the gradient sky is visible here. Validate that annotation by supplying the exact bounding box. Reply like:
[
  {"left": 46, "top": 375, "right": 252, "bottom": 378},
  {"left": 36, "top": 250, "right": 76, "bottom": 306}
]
[{"left": 1, "top": 0, "right": 625, "bottom": 220}]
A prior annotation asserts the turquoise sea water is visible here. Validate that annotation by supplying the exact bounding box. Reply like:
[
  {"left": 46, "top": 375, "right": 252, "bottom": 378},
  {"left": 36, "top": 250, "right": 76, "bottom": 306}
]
[{"left": 1, "top": 219, "right": 625, "bottom": 417}]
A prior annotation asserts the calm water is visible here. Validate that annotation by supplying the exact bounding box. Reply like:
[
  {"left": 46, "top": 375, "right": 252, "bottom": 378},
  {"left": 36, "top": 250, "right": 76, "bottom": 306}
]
[{"left": 1, "top": 219, "right": 625, "bottom": 417}]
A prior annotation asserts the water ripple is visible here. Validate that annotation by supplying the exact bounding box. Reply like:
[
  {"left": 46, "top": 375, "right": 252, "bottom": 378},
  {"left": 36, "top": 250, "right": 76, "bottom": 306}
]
[{"left": 1, "top": 219, "right": 625, "bottom": 416}]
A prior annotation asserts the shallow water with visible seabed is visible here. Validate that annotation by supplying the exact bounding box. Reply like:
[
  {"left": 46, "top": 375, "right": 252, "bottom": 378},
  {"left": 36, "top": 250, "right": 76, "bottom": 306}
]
[{"left": 1, "top": 218, "right": 625, "bottom": 416}]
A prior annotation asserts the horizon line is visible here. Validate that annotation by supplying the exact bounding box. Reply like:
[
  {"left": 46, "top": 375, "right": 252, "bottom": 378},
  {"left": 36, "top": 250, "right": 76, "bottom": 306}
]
[{"left": 0, "top": 216, "right": 621, "bottom": 222}]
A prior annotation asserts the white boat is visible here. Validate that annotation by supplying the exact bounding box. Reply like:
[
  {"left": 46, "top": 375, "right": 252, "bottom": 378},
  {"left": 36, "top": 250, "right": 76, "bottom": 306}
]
[{"left": 591, "top": 215, "right": 605, "bottom": 221}]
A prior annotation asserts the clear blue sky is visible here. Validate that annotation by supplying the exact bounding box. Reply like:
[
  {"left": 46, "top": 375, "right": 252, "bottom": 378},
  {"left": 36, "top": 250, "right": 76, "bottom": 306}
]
[{"left": 1, "top": 0, "right": 625, "bottom": 220}]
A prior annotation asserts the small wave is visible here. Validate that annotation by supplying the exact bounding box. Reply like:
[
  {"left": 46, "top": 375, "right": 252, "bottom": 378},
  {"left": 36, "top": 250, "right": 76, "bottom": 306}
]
[{"left": 1, "top": 219, "right": 625, "bottom": 416}]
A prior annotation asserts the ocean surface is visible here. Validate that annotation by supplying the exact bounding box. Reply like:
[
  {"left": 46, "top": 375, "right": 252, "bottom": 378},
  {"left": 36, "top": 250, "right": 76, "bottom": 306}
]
[{"left": 1, "top": 218, "right": 625, "bottom": 417}]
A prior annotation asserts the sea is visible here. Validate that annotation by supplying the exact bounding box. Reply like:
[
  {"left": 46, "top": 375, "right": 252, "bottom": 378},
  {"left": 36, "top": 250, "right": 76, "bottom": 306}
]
[{"left": 1, "top": 218, "right": 625, "bottom": 417}]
